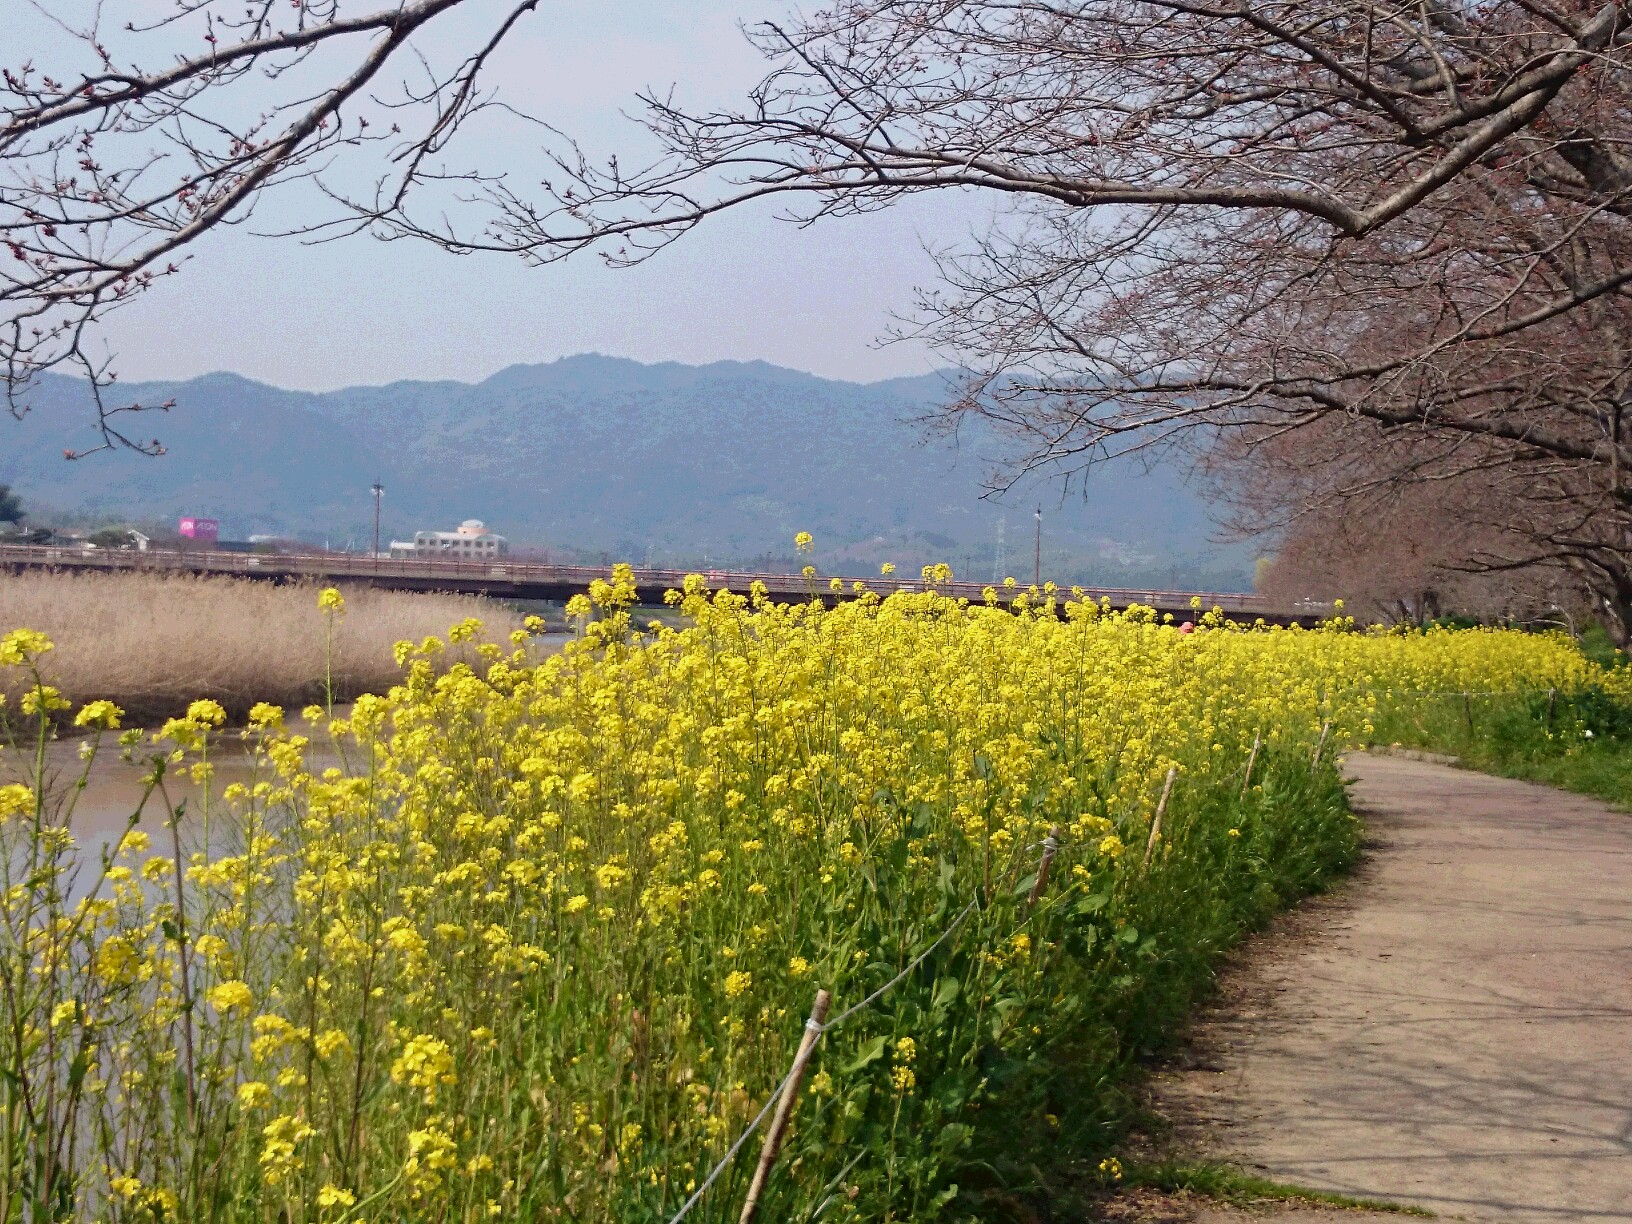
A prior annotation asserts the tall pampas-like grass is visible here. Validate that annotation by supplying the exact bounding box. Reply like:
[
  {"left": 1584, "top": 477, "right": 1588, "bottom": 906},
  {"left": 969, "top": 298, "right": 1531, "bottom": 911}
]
[{"left": 0, "top": 569, "right": 524, "bottom": 721}]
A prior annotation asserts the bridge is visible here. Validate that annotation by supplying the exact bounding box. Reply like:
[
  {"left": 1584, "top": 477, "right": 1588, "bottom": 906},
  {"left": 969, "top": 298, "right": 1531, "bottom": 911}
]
[{"left": 0, "top": 543, "right": 1312, "bottom": 624}]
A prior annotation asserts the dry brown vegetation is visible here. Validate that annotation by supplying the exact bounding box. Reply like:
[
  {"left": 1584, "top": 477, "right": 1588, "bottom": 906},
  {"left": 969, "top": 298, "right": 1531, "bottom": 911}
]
[{"left": 0, "top": 570, "right": 524, "bottom": 722}]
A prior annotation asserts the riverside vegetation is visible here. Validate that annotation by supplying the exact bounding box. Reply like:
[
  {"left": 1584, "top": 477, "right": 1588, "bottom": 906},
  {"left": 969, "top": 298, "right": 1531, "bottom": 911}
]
[
  {"left": 0, "top": 571, "right": 522, "bottom": 723},
  {"left": 1369, "top": 629, "right": 1632, "bottom": 805},
  {"left": 0, "top": 564, "right": 1602, "bottom": 1222}
]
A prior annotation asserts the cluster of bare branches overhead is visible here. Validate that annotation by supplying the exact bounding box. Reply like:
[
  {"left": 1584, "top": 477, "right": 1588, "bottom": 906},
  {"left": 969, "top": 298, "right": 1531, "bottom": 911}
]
[
  {"left": 451, "top": 0, "right": 1632, "bottom": 633},
  {"left": 1, "top": 0, "right": 538, "bottom": 455},
  {"left": 12, "top": 1, "right": 1632, "bottom": 627},
  {"left": 472, "top": 1, "right": 1632, "bottom": 247},
  {"left": 1254, "top": 492, "right": 1600, "bottom": 632},
  {"left": 1225, "top": 419, "right": 1617, "bottom": 632}
]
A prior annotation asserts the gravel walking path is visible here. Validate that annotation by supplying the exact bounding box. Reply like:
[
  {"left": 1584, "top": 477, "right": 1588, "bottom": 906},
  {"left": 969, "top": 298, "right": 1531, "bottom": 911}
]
[{"left": 1150, "top": 753, "right": 1632, "bottom": 1222}]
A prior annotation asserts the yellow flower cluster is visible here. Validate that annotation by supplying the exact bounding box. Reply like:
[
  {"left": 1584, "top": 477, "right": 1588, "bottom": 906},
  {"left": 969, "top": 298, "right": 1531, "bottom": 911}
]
[
  {"left": 0, "top": 627, "right": 51, "bottom": 666},
  {"left": 0, "top": 578, "right": 1602, "bottom": 1221}
]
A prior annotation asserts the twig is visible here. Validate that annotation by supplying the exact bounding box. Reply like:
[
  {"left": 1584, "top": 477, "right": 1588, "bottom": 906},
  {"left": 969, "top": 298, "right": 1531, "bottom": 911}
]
[
  {"left": 667, "top": 898, "right": 976, "bottom": 1224},
  {"left": 667, "top": 839, "right": 1066, "bottom": 1224},
  {"left": 1027, "top": 826, "right": 1061, "bottom": 908},
  {"left": 738, "top": 990, "right": 832, "bottom": 1224},
  {"left": 1143, "top": 767, "right": 1177, "bottom": 869},
  {"left": 1240, "top": 731, "right": 1262, "bottom": 800},
  {"left": 157, "top": 776, "right": 198, "bottom": 1130},
  {"left": 1312, "top": 719, "right": 1332, "bottom": 767}
]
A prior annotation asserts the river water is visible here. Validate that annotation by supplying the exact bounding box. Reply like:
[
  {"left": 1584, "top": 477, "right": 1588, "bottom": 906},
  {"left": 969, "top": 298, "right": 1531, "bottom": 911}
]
[
  {"left": 2, "top": 731, "right": 342, "bottom": 850},
  {"left": 6, "top": 630, "right": 575, "bottom": 850}
]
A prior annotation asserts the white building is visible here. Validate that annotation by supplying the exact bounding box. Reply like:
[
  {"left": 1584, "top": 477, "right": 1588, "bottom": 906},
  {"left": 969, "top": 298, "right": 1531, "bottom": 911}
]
[{"left": 390, "top": 519, "right": 509, "bottom": 560}]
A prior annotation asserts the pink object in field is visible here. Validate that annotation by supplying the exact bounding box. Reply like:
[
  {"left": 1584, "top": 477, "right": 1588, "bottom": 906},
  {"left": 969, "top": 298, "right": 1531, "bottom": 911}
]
[
  {"left": 178, "top": 517, "right": 220, "bottom": 543},
  {"left": 1179, "top": 622, "right": 1195, "bottom": 634}
]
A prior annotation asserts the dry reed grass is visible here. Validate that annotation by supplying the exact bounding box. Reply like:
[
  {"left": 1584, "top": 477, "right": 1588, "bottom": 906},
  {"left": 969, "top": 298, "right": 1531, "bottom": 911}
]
[{"left": 0, "top": 569, "right": 524, "bottom": 721}]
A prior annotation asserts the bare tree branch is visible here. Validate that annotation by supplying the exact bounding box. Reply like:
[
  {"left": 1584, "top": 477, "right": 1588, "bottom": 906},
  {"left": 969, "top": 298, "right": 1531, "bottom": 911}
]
[{"left": 2, "top": 0, "right": 539, "bottom": 454}]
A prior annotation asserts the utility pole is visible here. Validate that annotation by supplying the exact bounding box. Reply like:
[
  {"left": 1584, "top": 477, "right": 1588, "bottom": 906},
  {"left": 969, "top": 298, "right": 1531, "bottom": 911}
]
[
  {"left": 371, "top": 481, "right": 384, "bottom": 565},
  {"left": 1034, "top": 505, "right": 1042, "bottom": 588}
]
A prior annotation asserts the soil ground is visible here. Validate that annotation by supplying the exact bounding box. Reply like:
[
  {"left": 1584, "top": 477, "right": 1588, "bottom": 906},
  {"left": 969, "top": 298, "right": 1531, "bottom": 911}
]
[
  {"left": 1098, "top": 1192, "right": 1406, "bottom": 1222},
  {"left": 1098, "top": 752, "right": 1632, "bottom": 1222}
]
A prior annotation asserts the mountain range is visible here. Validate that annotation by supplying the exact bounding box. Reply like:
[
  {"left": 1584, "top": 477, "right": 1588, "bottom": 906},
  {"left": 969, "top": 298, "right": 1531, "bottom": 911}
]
[{"left": 0, "top": 354, "right": 1257, "bottom": 588}]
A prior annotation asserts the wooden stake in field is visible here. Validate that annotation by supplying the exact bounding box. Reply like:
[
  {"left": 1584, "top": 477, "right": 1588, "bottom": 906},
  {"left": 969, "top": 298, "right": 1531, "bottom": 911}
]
[
  {"left": 1028, "top": 826, "right": 1062, "bottom": 908},
  {"left": 1240, "top": 731, "right": 1262, "bottom": 800},
  {"left": 1143, "top": 767, "right": 1178, "bottom": 870},
  {"left": 738, "top": 989, "right": 832, "bottom": 1224},
  {"left": 1312, "top": 720, "right": 1332, "bottom": 768}
]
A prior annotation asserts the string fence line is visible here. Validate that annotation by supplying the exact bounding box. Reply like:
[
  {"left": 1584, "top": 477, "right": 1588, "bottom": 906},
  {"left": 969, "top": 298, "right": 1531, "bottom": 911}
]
[
  {"left": 663, "top": 1062, "right": 805, "bottom": 1224},
  {"left": 1374, "top": 687, "right": 1560, "bottom": 699},
  {"left": 821, "top": 898, "right": 979, "bottom": 1034},
  {"left": 664, "top": 681, "right": 1587, "bottom": 1224},
  {"left": 1318, "top": 684, "right": 1573, "bottom": 701},
  {"left": 663, "top": 865, "right": 1021, "bottom": 1223}
]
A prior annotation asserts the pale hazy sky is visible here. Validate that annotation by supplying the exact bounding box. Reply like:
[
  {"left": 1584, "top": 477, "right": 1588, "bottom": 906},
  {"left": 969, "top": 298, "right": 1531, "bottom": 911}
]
[{"left": 31, "top": 1, "right": 997, "bottom": 390}]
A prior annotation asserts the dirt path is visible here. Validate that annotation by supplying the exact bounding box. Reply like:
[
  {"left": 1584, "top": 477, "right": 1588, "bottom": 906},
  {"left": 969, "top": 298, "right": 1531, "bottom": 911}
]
[{"left": 1149, "top": 753, "right": 1632, "bottom": 1222}]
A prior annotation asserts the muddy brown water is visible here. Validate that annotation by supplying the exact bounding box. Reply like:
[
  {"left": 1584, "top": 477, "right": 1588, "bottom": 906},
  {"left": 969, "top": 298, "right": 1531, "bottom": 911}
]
[{"left": 3, "top": 731, "right": 343, "bottom": 850}]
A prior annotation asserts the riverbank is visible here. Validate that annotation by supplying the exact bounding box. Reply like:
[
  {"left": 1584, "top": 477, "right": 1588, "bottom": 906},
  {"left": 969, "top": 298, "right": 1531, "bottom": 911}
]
[{"left": 0, "top": 569, "right": 525, "bottom": 722}]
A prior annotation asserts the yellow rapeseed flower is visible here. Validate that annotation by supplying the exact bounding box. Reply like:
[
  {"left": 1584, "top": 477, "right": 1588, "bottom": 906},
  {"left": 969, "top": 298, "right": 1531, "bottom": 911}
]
[
  {"left": 21, "top": 685, "right": 69, "bottom": 716},
  {"left": 317, "top": 1184, "right": 356, "bottom": 1209},
  {"left": 207, "top": 980, "right": 254, "bottom": 1013},
  {"left": 0, "top": 784, "right": 33, "bottom": 822},
  {"left": 8, "top": 564, "right": 1599, "bottom": 1221},
  {"left": 73, "top": 700, "right": 123, "bottom": 730},
  {"left": 186, "top": 699, "right": 227, "bottom": 726},
  {"left": 247, "top": 702, "right": 284, "bottom": 729},
  {"left": 0, "top": 627, "right": 52, "bottom": 666},
  {"left": 391, "top": 1034, "right": 457, "bottom": 1104}
]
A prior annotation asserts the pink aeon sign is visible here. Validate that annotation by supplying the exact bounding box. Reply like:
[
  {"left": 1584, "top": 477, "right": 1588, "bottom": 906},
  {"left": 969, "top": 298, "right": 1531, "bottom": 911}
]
[{"left": 178, "top": 517, "right": 220, "bottom": 542}]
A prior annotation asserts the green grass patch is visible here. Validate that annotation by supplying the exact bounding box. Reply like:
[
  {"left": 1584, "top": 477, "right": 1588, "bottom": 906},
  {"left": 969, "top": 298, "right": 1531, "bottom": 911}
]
[
  {"left": 1575, "top": 624, "right": 1627, "bottom": 672},
  {"left": 1370, "top": 685, "right": 1632, "bottom": 809},
  {"left": 1122, "top": 1160, "right": 1434, "bottom": 1214}
]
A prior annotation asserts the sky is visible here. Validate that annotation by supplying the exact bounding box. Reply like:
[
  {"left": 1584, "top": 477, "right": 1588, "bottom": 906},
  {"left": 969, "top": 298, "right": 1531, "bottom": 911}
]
[{"left": 16, "top": 0, "right": 997, "bottom": 391}]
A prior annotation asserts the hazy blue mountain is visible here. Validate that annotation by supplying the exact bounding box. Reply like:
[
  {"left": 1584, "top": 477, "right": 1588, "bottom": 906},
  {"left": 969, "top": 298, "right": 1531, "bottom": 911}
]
[{"left": 0, "top": 355, "right": 1255, "bottom": 587}]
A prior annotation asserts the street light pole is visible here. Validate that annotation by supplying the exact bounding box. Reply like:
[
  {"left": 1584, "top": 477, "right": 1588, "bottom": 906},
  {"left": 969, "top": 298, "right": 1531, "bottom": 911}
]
[
  {"left": 371, "top": 481, "right": 384, "bottom": 567},
  {"left": 1034, "top": 505, "right": 1042, "bottom": 589}
]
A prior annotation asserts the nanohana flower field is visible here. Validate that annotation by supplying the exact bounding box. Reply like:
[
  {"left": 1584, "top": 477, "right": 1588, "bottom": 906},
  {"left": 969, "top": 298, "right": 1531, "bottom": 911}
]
[{"left": 0, "top": 570, "right": 1606, "bottom": 1222}]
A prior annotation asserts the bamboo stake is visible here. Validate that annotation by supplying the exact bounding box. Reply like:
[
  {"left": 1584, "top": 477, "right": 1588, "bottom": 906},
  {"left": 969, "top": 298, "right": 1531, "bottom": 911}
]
[
  {"left": 1143, "top": 767, "right": 1177, "bottom": 870},
  {"left": 738, "top": 989, "right": 831, "bottom": 1224},
  {"left": 1028, "top": 826, "right": 1062, "bottom": 908},
  {"left": 1547, "top": 688, "right": 1557, "bottom": 732},
  {"left": 1312, "top": 720, "right": 1332, "bottom": 768},
  {"left": 1239, "top": 731, "right": 1262, "bottom": 800}
]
